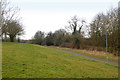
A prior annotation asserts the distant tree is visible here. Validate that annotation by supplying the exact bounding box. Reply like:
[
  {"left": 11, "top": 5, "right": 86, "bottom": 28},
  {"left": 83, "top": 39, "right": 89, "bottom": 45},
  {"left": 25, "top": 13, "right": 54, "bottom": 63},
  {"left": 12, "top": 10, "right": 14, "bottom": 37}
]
[
  {"left": 6, "top": 20, "right": 24, "bottom": 42},
  {"left": 46, "top": 32, "right": 54, "bottom": 46},
  {"left": 89, "top": 8, "right": 118, "bottom": 55},
  {"left": 90, "top": 13, "right": 106, "bottom": 47},
  {"left": 53, "top": 29, "right": 66, "bottom": 46},
  {"left": 34, "top": 31, "right": 44, "bottom": 45},
  {"left": 62, "top": 32, "right": 71, "bottom": 43},
  {"left": 18, "top": 37, "right": 20, "bottom": 42},
  {"left": 1, "top": 0, "right": 21, "bottom": 41},
  {"left": 118, "top": 6, "right": 120, "bottom": 56},
  {"left": 65, "top": 15, "right": 86, "bottom": 35},
  {"left": 107, "top": 8, "right": 118, "bottom": 55},
  {"left": 65, "top": 15, "right": 86, "bottom": 49}
]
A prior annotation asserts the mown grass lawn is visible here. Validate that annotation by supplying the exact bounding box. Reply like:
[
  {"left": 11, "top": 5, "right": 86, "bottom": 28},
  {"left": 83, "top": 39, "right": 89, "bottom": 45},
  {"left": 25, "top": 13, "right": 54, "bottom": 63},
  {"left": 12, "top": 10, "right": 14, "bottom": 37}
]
[{"left": 2, "top": 42, "right": 118, "bottom": 78}]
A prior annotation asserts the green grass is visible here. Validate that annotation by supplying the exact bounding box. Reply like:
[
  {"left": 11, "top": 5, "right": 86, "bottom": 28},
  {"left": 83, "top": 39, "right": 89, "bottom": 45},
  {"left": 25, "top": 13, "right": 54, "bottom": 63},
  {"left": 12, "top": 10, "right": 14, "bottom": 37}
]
[
  {"left": 2, "top": 42, "right": 118, "bottom": 78},
  {"left": 51, "top": 47, "right": 118, "bottom": 62}
]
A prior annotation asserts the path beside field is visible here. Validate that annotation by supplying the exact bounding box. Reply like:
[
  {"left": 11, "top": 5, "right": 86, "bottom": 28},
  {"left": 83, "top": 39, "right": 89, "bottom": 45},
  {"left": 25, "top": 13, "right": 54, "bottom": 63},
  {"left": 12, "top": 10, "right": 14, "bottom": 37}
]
[{"left": 54, "top": 48, "right": 118, "bottom": 65}]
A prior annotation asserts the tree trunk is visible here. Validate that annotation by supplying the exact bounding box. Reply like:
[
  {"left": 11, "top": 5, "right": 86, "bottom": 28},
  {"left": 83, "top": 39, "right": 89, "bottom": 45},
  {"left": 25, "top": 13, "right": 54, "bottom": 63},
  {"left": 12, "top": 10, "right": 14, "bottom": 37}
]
[
  {"left": 10, "top": 35, "right": 14, "bottom": 42},
  {"left": 118, "top": 6, "right": 120, "bottom": 56},
  {"left": 113, "top": 47, "right": 115, "bottom": 56},
  {"left": 2, "top": 34, "right": 4, "bottom": 41},
  {"left": 5, "top": 33, "right": 7, "bottom": 41}
]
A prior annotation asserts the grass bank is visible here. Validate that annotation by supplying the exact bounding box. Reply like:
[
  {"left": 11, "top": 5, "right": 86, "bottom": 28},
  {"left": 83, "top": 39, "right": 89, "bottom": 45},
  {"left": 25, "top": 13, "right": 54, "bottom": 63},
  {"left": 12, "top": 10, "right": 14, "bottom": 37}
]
[{"left": 2, "top": 42, "right": 118, "bottom": 78}]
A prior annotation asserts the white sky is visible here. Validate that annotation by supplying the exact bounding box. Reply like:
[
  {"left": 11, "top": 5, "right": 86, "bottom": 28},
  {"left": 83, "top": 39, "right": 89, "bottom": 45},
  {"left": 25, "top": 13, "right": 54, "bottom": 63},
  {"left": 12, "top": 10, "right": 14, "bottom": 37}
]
[{"left": 10, "top": 0, "right": 119, "bottom": 40}]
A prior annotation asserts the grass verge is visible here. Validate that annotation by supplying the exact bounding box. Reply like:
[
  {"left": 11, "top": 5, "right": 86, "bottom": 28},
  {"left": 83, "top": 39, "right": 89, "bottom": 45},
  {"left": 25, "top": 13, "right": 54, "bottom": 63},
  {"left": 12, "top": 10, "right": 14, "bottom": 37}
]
[{"left": 51, "top": 46, "right": 118, "bottom": 62}]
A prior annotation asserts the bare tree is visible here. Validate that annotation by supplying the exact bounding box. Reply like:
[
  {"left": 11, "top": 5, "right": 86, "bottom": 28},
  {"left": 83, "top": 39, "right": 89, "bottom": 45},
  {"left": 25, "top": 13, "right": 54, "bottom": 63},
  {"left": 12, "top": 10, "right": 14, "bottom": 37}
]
[
  {"left": 53, "top": 29, "right": 66, "bottom": 46},
  {"left": 6, "top": 20, "right": 24, "bottom": 42},
  {"left": 65, "top": 15, "right": 86, "bottom": 35},
  {"left": 65, "top": 15, "right": 86, "bottom": 49},
  {"left": 89, "top": 8, "right": 118, "bottom": 55},
  {"left": 45, "top": 31, "right": 54, "bottom": 46},
  {"left": 1, "top": 0, "right": 20, "bottom": 41},
  {"left": 118, "top": 4, "right": 120, "bottom": 56},
  {"left": 33, "top": 31, "right": 45, "bottom": 45}
]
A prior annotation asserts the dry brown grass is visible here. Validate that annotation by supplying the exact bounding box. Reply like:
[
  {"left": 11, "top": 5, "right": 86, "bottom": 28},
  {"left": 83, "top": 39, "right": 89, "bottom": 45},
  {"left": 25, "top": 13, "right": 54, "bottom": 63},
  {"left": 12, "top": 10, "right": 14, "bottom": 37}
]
[
  {"left": 82, "top": 50, "right": 118, "bottom": 61},
  {"left": 52, "top": 46, "right": 119, "bottom": 62}
]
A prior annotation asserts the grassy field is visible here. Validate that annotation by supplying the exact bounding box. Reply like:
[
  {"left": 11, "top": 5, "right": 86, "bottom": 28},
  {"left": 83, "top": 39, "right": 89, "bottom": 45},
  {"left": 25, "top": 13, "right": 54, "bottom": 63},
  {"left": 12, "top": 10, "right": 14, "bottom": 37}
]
[
  {"left": 2, "top": 42, "right": 118, "bottom": 78},
  {"left": 52, "top": 46, "right": 118, "bottom": 62}
]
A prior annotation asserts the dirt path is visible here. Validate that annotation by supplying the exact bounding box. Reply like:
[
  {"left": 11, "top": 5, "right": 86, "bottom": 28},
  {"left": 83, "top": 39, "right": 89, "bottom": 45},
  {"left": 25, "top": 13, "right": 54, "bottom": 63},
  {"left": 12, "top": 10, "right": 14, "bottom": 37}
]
[{"left": 54, "top": 48, "right": 118, "bottom": 66}]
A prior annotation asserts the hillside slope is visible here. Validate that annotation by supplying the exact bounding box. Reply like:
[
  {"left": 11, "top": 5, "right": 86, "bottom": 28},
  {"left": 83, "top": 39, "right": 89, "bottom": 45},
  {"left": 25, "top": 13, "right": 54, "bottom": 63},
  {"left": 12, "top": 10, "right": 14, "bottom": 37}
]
[{"left": 2, "top": 42, "right": 118, "bottom": 78}]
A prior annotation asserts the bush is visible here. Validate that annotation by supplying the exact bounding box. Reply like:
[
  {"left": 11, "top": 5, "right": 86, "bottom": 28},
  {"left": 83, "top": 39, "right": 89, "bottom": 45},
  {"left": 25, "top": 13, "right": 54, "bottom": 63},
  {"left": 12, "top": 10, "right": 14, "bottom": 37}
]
[{"left": 61, "top": 43, "right": 73, "bottom": 48}]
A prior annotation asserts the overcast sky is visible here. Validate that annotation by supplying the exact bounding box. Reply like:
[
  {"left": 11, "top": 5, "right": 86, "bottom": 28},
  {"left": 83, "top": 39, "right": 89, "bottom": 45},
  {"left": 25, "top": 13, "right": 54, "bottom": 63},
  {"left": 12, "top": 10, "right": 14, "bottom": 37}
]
[{"left": 11, "top": 0, "right": 119, "bottom": 40}]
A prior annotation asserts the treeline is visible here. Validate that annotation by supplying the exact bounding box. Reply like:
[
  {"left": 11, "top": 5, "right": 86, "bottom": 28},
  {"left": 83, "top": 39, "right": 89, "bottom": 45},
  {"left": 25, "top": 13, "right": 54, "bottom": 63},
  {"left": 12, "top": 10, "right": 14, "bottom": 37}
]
[
  {"left": 31, "top": 29, "right": 70, "bottom": 46},
  {"left": 89, "top": 8, "right": 118, "bottom": 55},
  {"left": 32, "top": 8, "right": 119, "bottom": 56}
]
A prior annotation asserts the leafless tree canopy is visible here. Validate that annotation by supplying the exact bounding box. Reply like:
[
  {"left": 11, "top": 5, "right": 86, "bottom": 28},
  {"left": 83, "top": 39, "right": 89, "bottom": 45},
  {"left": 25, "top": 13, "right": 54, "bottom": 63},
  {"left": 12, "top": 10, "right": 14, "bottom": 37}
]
[
  {"left": 65, "top": 15, "right": 86, "bottom": 35},
  {"left": 1, "top": 0, "right": 24, "bottom": 42}
]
